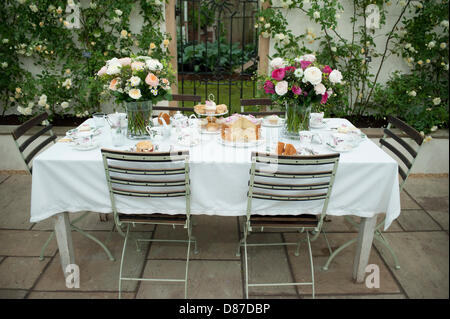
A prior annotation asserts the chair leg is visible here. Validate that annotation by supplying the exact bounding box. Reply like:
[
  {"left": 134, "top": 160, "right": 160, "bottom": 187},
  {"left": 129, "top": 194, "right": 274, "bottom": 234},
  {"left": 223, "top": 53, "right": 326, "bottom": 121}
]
[
  {"left": 71, "top": 224, "right": 115, "bottom": 261},
  {"left": 118, "top": 224, "right": 130, "bottom": 299},
  {"left": 322, "top": 237, "right": 358, "bottom": 271},
  {"left": 306, "top": 232, "right": 315, "bottom": 299},
  {"left": 40, "top": 231, "right": 55, "bottom": 261},
  {"left": 374, "top": 232, "right": 401, "bottom": 269},
  {"left": 184, "top": 227, "right": 192, "bottom": 299}
]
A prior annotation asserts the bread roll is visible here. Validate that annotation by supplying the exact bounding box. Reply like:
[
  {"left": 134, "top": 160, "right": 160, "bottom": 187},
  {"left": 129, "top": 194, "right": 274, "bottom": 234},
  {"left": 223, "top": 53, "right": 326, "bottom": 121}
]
[
  {"left": 136, "top": 140, "right": 153, "bottom": 153},
  {"left": 158, "top": 113, "right": 170, "bottom": 125}
]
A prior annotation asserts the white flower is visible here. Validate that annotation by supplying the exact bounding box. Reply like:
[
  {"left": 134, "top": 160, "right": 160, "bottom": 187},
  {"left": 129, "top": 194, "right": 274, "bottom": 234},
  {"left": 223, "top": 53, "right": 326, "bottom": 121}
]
[
  {"left": 413, "top": 1, "right": 423, "bottom": 9},
  {"left": 63, "top": 21, "right": 73, "bottom": 29},
  {"left": 430, "top": 125, "right": 438, "bottom": 132},
  {"left": 106, "top": 58, "right": 122, "bottom": 75},
  {"left": 331, "top": 46, "right": 337, "bottom": 52},
  {"left": 327, "top": 88, "right": 333, "bottom": 96},
  {"left": 28, "top": 102, "right": 34, "bottom": 108},
  {"left": 38, "top": 94, "right": 47, "bottom": 106},
  {"left": 441, "top": 20, "right": 449, "bottom": 28},
  {"left": 128, "top": 88, "right": 142, "bottom": 100},
  {"left": 275, "top": 81, "right": 288, "bottom": 96},
  {"left": 67, "top": 0, "right": 75, "bottom": 8},
  {"left": 313, "top": 11, "right": 320, "bottom": 19},
  {"left": 440, "top": 42, "right": 447, "bottom": 49},
  {"left": 304, "top": 67, "right": 322, "bottom": 85},
  {"left": 61, "top": 101, "right": 69, "bottom": 109},
  {"left": 329, "top": 69, "right": 343, "bottom": 84},
  {"left": 62, "top": 78, "right": 72, "bottom": 88},
  {"left": 155, "top": 0, "right": 162, "bottom": 5},
  {"left": 399, "top": 0, "right": 406, "bottom": 6},
  {"left": 408, "top": 90, "right": 417, "bottom": 97},
  {"left": 314, "top": 83, "right": 326, "bottom": 95},
  {"left": 1, "top": 62, "right": 7, "bottom": 68},
  {"left": 17, "top": 105, "right": 32, "bottom": 115},
  {"left": 113, "top": 17, "right": 121, "bottom": 24},
  {"left": 270, "top": 57, "right": 286, "bottom": 69},
  {"left": 145, "top": 58, "right": 163, "bottom": 71},
  {"left": 274, "top": 33, "right": 285, "bottom": 41},
  {"left": 29, "top": 4, "right": 38, "bottom": 12},
  {"left": 427, "top": 41, "right": 436, "bottom": 48},
  {"left": 262, "top": 32, "right": 270, "bottom": 38},
  {"left": 120, "top": 30, "right": 128, "bottom": 38},
  {"left": 129, "top": 76, "right": 141, "bottom": 87},
  {"left": 115, "top": 9, "right": 122, "bottom": 16},
  {"left": 264, "top": 23, "right": 270, "bottom": 29},
  {"left": 294, "top": 68, "right": 304, "bottom": 78},
  {"left": 2, "top": 39, "right": 8, "bottom": 44},
  {"left": 432, "top": 97, "right": 441, "bottom": 105},
  {"left": 404, "top": 43, "right": 411, "bottom": 49},
  {"left": 300, "top": 54, "right": 316, "bottom": 62},
  {"left": 90, "top": 2, "right": 97, "bottom": 9},
  {"left": 445, "top": 64, "right": 449, "bottom": 71}
]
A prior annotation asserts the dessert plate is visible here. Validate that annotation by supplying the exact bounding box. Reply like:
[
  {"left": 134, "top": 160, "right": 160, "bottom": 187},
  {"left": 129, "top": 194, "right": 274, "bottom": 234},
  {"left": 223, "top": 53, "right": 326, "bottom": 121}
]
[
  {"left": 310, "top": 121, "right": 327, "bottom": 129},
  {"left": 196, "top": 111, "right": 228, "bottom": 117},
  {"left": 69, "top": 141, "right": 99, "bottom": 151},
  {"left": 217, "top": 136, "right": 265, "bottom": 148},
  {"left": 262, "top": 118, "right": 285, "bottom": 127},
  {"left": 324, "top": 133, "right": 359, "bottom": 152}
]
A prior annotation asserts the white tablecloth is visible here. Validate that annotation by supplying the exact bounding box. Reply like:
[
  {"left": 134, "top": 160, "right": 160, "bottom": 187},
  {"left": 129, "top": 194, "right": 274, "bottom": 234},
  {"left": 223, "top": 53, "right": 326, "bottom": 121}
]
[{"left": 30, "top": 118, "right": 401, "bottom": 230}]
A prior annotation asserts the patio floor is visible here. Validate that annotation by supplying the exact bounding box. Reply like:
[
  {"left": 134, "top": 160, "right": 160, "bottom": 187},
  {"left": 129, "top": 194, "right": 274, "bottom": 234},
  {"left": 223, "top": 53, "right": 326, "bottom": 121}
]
[{"left": 0, "top": 173, "right": 448, "bottom": 299}]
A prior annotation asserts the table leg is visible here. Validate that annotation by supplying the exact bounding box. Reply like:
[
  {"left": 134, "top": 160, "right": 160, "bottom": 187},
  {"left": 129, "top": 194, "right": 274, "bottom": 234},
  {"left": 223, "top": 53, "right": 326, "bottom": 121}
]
[
  {"left": 352, "top": 216, "right": 377, "bottom": 283},
  {"left": 53, "top": 212, "right": 75, "bottom": 278}
]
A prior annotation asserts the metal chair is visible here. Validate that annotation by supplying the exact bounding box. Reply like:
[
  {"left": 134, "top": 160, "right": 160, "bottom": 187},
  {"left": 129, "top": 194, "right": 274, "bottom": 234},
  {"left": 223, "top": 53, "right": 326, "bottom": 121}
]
[
  {"left": 153, "top": 94, "right": 201, "bottom": 114},
  {"left": 240, "top": 98, "right": 284, "bottom": 117},
  {"left": 101, "top": 149, "right": 198, "bottom": 299},
  {"left": 322, "top": 115, "right": 425, "bottom": 271},
  {"left": 237, "top": 152, "right": 340, "bottom": 299},
  {"left": 11, "top": 113, "right": 114, "bottom": 262}
]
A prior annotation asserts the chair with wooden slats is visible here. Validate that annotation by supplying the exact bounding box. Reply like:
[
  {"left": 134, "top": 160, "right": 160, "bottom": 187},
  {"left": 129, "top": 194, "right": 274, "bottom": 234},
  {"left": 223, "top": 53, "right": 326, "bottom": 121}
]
[
  {"left": 240, "top": 98, "right": 284, "bottom": 117},
  {"left": 153, "top": 94, "right": 201, "bottom": 114},
  {"left": 11, "top": 113, "right": 114, "bottom": 262},
  {"left": 322, "top": 115, "right": 424, "bottom": 271},
  {"left": 101, "top": 149, "right": 198, "bottom": 299},
  {"left": 237, "top": 152, "right": 340, "bottom": 299}
]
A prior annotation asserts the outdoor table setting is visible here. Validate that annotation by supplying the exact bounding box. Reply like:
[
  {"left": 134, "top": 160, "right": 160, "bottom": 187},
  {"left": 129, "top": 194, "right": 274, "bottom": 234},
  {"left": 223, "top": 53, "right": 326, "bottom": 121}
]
[{"left": 30, "top": 108, "right": 401, "bottom": 284}]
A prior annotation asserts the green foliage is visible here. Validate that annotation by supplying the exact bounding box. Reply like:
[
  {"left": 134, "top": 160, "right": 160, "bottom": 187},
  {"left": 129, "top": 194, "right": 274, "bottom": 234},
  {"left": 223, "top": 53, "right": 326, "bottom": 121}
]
[{"left": 0, "top": 0, "right": 169, "bottom": 121}]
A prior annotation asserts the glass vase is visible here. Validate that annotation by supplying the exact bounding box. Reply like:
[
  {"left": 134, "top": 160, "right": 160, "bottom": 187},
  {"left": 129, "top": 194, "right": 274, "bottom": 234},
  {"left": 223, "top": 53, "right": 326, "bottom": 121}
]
[
  {"left": 124, "top": 100, "right": 152, "bottom": 139},
  {"left": 282, "top": 101, "right": 311, "bottom": 139}
]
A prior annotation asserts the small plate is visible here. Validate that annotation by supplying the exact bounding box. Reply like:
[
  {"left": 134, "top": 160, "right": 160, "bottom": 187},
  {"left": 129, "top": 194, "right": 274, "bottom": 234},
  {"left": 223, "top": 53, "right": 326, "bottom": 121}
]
[
  {"left": 310, "top": 121, "right": 327, "bottom": 129},
  {"left": 195, "top": 111, "right": 228, "bottom": 117},
  {"left": 70, "top": 141, "right": 99, "bottom": 151},
  {"left": 262, "top": 118, "right": 285, "bottom": 127},
  {"left": 324, "top": 133, "right": 359, "bottom": 152}
]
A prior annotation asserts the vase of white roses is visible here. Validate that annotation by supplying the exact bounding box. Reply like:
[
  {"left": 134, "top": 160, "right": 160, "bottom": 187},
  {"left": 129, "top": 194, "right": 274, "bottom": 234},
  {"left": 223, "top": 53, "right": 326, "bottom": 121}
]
[
  {"left": 97, "top": 55, "right": 174, "bottom": 139},
  {"left": 262, "top": 55, "right": 343, "bottom": 139}
]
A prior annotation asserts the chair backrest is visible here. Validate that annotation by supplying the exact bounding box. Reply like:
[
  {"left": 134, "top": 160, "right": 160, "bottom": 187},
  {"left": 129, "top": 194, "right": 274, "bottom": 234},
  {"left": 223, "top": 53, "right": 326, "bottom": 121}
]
[
  {"left": 247, "top": 152, "right": 340, "bottom": 231},
  {"left": 153, "top": 94, "right": 201, "bottom": 114},
  {"left": 101, "top": 149, "right": 191, "bottom": 228},
  {"left": 11, "top": 112, "right": 57, "bottom": 174},
  {"left": 240, "top": 98, "right": 284, "bottom": 117},
  {"left": 379, "top": 116, "right": 424, "bottom": 191}
]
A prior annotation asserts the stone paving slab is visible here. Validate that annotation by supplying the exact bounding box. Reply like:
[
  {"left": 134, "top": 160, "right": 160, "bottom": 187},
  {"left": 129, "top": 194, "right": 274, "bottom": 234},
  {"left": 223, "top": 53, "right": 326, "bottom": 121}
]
[
  {"left": 0, "top": 175, "right": 33, "bottom": 230},
  {"left": 396, "top": 210, "right": 442, "bottom": 231},
  {"left": 0, "top": 174, "right": 9, "bottom": 184},
  {"left": 0, "top": 256, "right": 50, "bottom": 290},
  {"left": 374, "top": 231, "right": 449, "bottom": 299},
  {"left": 284, "top": 233, "right": 402, "bottom": 297},
  {"left": 27, "top": 291, "right": 135, "bottom": 299},
  {"left": 32, "top": 212, "right": 115, "bottom": 232},
  {"left": 136, "top": 259, "right": 243, "bottom": 299},
  {"left": 0, "top": 230, "right": 57, "bottom": 257},
  {"left": 400, "top": 190, "right": 421, "bottom": 210},
  {"left": 34, "top": 231, "right": 149, "bottom": 292},
  {"left": 0, "top": 289, "right": 28, "bottom": 299},
  {"left": 427, "top": 210, "right": 449, "bottom": 230},
  {"left": 149, "top": 215, "right": 240, "bottom": 260}
]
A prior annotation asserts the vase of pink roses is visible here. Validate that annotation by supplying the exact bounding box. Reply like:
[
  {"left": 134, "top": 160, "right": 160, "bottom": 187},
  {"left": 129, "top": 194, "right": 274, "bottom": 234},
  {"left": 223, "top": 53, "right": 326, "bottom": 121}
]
[
  {"left": 262, "top": 55, "right": 343, "bottom": 139},
  {"left": 97, "top": 55, "right": 174, "bottom": 139}
]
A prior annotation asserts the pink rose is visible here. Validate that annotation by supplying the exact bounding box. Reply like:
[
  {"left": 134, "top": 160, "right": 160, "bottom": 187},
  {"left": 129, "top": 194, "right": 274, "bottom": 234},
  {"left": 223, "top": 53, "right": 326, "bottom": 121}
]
[
  {"left": 264, "top": 80, "right": 275, "bottom": 94},
  {"left": 145, "top": 73, "right": 159, "bottom": 87},
  {"left": 284, "top": 66, "right": 296, "bottom": 73},
  {"left": 271, "top": 68, "right": 286, "bottom": 81},
  {"left": 118, "top": 57, "right": 132, "bottom": 66},
  {"left": 322, "top": 65, "right": 333, "bottom": 74},
  {"left": 300, "top": 60, "right": 312, "bottom": 70},
  {"left": 292, "top": 85, "right": 302, "bottom": 95},
  {"left": 97, "top": 66, "right": 107, "bottom": 76},
  {"left": 320, "top": 92, "right": 329, "bottom": 104}
]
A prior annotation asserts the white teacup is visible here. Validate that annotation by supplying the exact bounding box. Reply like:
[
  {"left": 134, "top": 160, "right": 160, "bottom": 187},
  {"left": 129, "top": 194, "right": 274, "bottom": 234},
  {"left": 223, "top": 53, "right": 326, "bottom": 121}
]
[
  {"left": 146, "top": 125, "right": 170, "bottom": 141},
  {"left": 310, "top": 112, "right": 324, "bottom": 126}
]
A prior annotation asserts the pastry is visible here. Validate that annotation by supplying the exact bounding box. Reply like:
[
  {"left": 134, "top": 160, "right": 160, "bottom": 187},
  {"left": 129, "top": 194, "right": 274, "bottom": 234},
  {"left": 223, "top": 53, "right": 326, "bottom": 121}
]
[
  {"left": 136, "top": 140, "right": 153, "bottom": 153},
  {"left": 158, "top": 112, "right": 170, "bottom": 125},
  {"left": 267, "top": 115, "right": 280, "bottom": 125},
  {"left": 205, "top": 104, "right": 216, "bottom": 115},
  {"left": 221, "top": 114, "right": 261, "bottom": 143},
  {"left": 194, "top": 104, "right": 205, "bottom": 114},
  {"left": 277, "top": 142, "right": 285, "bottom": 155},
  {"left": 206, "top": 122, "right": 219, "bottom": 132},
  {"left": 199, "top": 118, "right": 209, "bottom": 128},
  {"left": 216, "top": 104, "right": 228, "bottom": 114},
  {"left": 276, "top": 142, "right": 297, "bottom": 156},
  {"left": 78, "top": 124, "right": 91, "bottom": 132}
]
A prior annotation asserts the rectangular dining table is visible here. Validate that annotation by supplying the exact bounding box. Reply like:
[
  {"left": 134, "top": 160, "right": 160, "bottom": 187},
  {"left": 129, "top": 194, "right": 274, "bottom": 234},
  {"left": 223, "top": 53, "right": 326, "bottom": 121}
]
[{"left": 30, "top": 117, "right": 401, "bottom": 283}]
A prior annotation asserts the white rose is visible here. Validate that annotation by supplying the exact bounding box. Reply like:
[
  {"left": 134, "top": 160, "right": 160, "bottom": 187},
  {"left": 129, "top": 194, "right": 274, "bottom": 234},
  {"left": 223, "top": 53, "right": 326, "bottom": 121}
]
[
  {"left": 129, "top": 76, "right": 141, "bottom": 87},
  {"left": 264, "top": 23, "right": 270, "bottom": 29},
  {"left": 270, "top": 57, "right": 286, "bottom": 69},
  {"left": 67, "top": 0, "right": 75, "bottom": 8},
  {"left": 115, "top": 9, "right": 122, "bottom": 16},
  {"left": 275, "top": 81, "right": 288, "bottom": 96},
  {"left": 300, "top": 54, "right": 316, "bottom": 62},
  {"left": 106, "top": 58, "right": 122, "bottom": 75},
  {"left": 313, "top": 11, "right": 320, "bottom": 19},
  {"left": 62, "top": 78, "right": 72, "bottom": 87},
  {"left": 304, "top": 66, "right": 322, "bottom": 85},
  {"left": 432, "top": 97, "right": 441, "bottom": 105},
  {"left": 262, "top": 32, "right": 270, "bottom": 38},
  {"left": 404, "top": 43, "right": 411, "bottom": 49},
  {"left": 90, "top": 2, "right": 97, "bottom": 9},
  {"left": 1, "top": 62, "right": 8, "bottom": 68},
  {"left": 329, "top": 69, "right": 343, "bottom": 84},
  {"left": 441, "top": 20, "right": 449, "bottom": 28},
  {"left": 430, "top": 125, "right": 438, "bottom": 132},
  {"left": 428, "top": 41, "right": 436, "bottom": 48},
  {"left": 440, "top": 42, "right": 446, "bottom": 49},
  {"left": 145, "top": 58, "right": 163, "bottom": 71},
  {"left": 314, "top": 83, "right": 326, "bottom": 95},
  {"left": 29, "top": 4, "right": 38, "bottom": 12},
  {"left": 61, "top": 101, "right": 69, "bottom": 109},
  {"left": 28, "top": 102, "right": 34, "bottom": 108},
  {"left": 128, "top": 88, "right": 142, "bottom": 100},
  {"left": 275, "top": 33, "right": 285, "bottom": 41},
  {"left": 408, "top": 90, "right": 417, "bottom": 97},
  {"left": 331, "top": 46, "right": 337, "bottom": 52}
]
